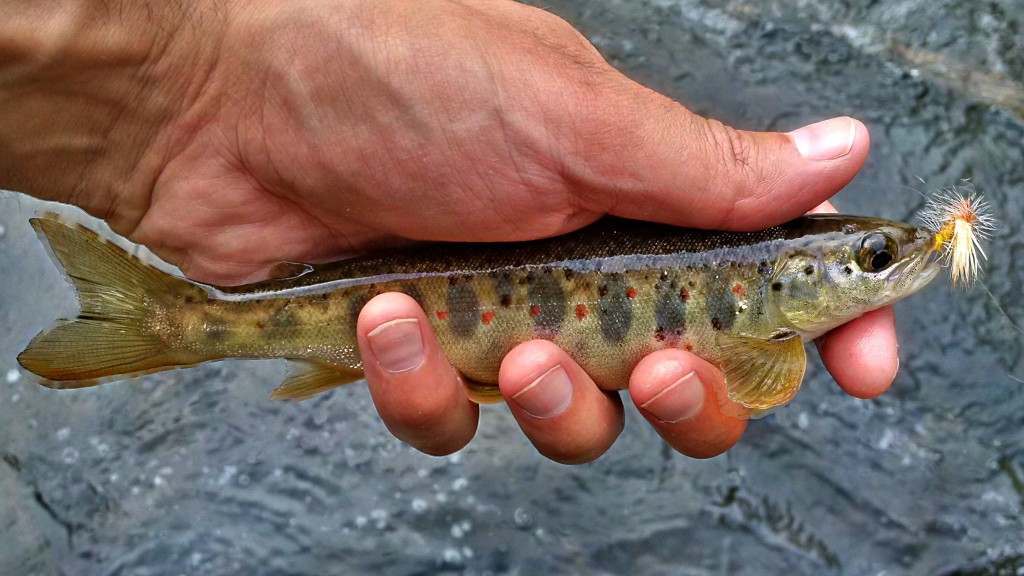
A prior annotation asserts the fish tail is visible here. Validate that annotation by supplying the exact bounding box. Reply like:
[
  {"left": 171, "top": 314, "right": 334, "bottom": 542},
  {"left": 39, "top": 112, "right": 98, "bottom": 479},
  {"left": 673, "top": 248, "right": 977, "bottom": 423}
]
[{"left": 18, "top": 216, "right": 204, "bottom": 387}]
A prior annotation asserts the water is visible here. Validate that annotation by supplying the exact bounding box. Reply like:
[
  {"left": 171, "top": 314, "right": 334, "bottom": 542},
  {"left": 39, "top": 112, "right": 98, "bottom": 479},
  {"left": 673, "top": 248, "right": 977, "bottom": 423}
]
[{"left": 2, "top": 1, "right": 1022, "bottom": 574}]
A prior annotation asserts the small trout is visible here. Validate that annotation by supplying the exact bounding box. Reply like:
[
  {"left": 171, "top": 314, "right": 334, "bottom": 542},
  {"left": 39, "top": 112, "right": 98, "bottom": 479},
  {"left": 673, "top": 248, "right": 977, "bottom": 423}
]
[{"left": 19, "top": 214, "right": 943, "bottom": 411}]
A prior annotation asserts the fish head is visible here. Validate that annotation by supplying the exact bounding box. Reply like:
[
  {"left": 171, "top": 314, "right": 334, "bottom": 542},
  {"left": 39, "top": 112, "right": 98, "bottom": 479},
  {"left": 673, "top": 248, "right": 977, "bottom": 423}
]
[{"left": 772, "top": 215, "right": 940, "bottom": 339}]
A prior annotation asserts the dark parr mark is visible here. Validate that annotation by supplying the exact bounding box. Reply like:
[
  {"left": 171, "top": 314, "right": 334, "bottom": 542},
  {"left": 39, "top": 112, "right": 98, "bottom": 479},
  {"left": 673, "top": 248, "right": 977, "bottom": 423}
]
[
  {"left": 527, "top": 269, "right": 566, "bottom": 333},
  {"left": 655, "top": 272, "right": 686, "bottom": 338},
  {"left": 597, "top": 273, "right": 632, "bottom": 342},
  {"left": 270, "top": 306, "right": 298, "bottom": 329},
  {"left": 705, "top": 274, "right": 737, "bottom": 331},
  {"left": 206, "top": 318, "right": 231, "bottom": 341},
  {"left": 347, "top": 290, "right": 372, "bottom": 327},
  {"left": 447, "top": 279, "right": 480, "bottom": 338},
  {"left": 400, "top": 282, "right": 427, "bottom": 309}
]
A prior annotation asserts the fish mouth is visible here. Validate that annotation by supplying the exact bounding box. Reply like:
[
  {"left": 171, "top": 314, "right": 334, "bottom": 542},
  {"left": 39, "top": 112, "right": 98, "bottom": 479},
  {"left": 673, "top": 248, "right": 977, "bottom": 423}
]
[{"left": 887, "top": 250, "right": 941, "bottom": 298}]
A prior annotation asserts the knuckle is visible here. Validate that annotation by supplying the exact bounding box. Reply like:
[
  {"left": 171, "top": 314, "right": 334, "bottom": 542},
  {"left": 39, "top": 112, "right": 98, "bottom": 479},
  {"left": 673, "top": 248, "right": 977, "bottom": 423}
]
[{"left": 703, "top": 119, "right": 758, "bottom": 174}]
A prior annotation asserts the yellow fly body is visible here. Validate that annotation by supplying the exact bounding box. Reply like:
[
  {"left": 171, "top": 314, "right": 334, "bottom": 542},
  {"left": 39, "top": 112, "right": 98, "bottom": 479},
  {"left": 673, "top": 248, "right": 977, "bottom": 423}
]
[{"left": 919, "top": 187, "right": 997, "bottom": 287}]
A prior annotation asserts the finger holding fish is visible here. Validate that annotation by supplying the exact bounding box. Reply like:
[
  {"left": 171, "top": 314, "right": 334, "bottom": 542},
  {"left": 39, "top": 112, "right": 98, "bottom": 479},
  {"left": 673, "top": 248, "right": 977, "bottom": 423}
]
[
  {"left": 817, "top": 306, "right": 899, "bottom": 399},
  {"left": 357, "top": 293, "right": 479, "bottom": 456},
  {"left": 498, "top": 340, "right": 624, "bottom": 464},
  {"left": 629, "top": 349, "right": 748, "bottom": 459}
]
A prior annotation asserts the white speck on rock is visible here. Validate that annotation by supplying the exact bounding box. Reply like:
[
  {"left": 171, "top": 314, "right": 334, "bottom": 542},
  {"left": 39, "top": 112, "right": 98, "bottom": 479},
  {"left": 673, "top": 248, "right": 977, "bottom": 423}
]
[
  {"left": 55, "top": 427, "right": 71, "bottom": 441},
  {"left": 61, "top": 447, "right": 79, "bottom": 464},
  {"left": 411, "top": 498, "right": 428, "bottom": 513},
  {"left": 441, "top": 548, "right": 462, "bottom": 564},
  {"left": 452, "top": 477, "right": 468, "bottom": 491},
  {"left": 796, "top": 412, "right": 809, "bottom": 430},
  {"left": 217, "top": 465, "right": 237, "bottom": 486},
  {"left": 5, "top": 369, "right": 19, "bottom": 384}
]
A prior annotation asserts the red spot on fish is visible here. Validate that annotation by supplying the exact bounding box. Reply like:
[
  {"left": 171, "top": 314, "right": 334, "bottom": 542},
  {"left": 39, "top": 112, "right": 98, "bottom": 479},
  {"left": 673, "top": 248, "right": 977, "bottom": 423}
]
[
  {"left": 529, "top": 304, "right": 541, "bottom": 318},
  {"left": 654, "top": 331, "right": 666, "bottom": 342},
  {"left": 256, "top": 321, "right": 266, "bottom": 329},
  {"left": 684, "top": 342, "right": 694, "bottom": 351},
  {"left": 575, "top": 304, "right": 589, "bottom": 321},
  {"left": 436, "top": 310, "right": 448, "bottom": 320},
  {"left": 481, "top": 311, "right": 496, "bottom": 325},
  {"left": 626, "top": 287, "right": 637, "bottom": 299},
  {"left": 732, "top": 283, "right": 746, "bottom": 298},
  {"left": 680, "top": 288, "right": 690, "bottom": 301}
]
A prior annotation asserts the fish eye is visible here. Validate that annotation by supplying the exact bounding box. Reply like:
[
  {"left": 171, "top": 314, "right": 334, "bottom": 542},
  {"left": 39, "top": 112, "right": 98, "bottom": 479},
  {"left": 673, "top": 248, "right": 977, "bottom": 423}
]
[{"left": 858, "top": 233, "right": 898, "bottom": 272}]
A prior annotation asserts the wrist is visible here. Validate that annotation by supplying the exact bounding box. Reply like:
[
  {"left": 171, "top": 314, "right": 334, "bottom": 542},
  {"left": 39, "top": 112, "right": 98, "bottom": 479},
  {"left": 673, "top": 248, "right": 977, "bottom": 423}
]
[{"left": 0, "top": 0, "right": 224, "bottom": 226}]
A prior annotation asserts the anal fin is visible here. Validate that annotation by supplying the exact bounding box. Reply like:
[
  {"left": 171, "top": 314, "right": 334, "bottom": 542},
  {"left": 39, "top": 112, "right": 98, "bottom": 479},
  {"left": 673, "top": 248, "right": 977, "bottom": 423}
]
[
  {"left": 718, "top": 331, "right": 807, "bottom": 411},
  {"left": 271, "top": 360, "right": 364, "bottom": 401},
  {"left": 461, "top": 376, "right": 504, "bottom": 405}
]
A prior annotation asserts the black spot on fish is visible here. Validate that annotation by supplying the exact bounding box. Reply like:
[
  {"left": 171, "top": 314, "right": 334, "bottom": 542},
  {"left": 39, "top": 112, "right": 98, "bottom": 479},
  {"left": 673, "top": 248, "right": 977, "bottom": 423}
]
[
  {"left": 705, "top": 274, "right": 736, "bottom": 331},
  {"left": 843, "top": 266, "right": 853, "bottom": 275},
  {"left": 655, "top": 272, "right": 686, "bottom": 337},
  {"left": 563, "top": 269, "right": 575, "bottom": 281},
  {"left": 527, "top": 268, "right": 566, "bottom": 333},
  {"left": 757, "top": 261, "right": 772, "bottom": 276},
  {"left": 447, "top": 279, "right": 480, "bottom": 338},
  {"left": 597, "top": 273, "right": 632, "bottom": 342},
  {"left": 772, "top": 282, "right": 783, "bottom": 292},
  {"left": 495, "top": 272, "right": 514, "bottom": 309},
  {"left": 448, "top": 276, "right": 459, "bottom": 286},
  {"left": 804, "top": 265, "right": 815, "bottom": 276}
]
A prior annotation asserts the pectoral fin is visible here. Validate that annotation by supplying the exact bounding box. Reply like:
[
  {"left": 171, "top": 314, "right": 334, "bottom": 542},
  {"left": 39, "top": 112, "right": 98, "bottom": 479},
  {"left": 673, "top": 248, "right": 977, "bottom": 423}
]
[
  {"left": 271, "top": 360, "right": 364, "bottom": 401},
  {"left": 718, "top": 331, "right": 807, "bottom": 410}
]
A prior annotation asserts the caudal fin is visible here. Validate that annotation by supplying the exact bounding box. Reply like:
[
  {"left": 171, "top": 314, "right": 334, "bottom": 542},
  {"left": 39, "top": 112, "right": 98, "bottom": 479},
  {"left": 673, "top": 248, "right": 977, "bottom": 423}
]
[{"left": 18, "top": 216, "right": 205, "bottom": 387}]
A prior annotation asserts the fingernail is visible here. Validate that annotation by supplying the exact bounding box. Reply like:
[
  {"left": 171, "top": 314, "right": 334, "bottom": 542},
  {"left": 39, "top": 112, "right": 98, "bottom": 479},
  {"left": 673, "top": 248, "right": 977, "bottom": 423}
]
[
  {"left": 640, "top": 371, "right": 705, "bottom": 423},
  {"left": 367, "top": 318, "right": 425, "bottom": 373},
  {"left": 511, "top": 365, "right": 573, "bottom": 419},
  {"left": 787, "top": 116, "right": 856, "bottom": 161}
]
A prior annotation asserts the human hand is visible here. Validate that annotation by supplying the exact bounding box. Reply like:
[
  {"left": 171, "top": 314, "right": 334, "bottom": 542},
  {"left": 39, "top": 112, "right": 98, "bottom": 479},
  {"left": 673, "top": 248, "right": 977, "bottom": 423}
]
[{"left": 0, "top": 0, "right": 897, "bottom": 461}]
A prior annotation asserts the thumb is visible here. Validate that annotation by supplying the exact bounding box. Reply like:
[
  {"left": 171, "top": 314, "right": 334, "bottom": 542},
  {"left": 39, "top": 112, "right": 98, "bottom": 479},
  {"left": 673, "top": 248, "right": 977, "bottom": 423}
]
[{"left": 572, "top": 89, "right": 869, "bottom": 230}]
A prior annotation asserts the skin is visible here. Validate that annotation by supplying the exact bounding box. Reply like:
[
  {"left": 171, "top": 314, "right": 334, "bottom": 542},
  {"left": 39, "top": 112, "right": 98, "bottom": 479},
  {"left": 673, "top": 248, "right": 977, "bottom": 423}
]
[{"left": 0, "top": 0, "right": 898, "bottom": 463}]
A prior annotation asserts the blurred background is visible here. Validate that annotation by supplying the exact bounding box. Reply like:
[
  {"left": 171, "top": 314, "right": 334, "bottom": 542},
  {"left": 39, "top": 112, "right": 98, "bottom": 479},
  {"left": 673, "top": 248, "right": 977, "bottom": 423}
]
[{"left": 2, "top": 0, "right": 1022, "bottom": 574}]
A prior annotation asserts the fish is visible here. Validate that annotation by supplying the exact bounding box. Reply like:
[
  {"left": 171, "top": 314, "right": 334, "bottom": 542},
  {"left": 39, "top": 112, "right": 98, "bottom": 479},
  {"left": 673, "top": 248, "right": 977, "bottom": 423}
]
[{"left": 17, "top": 212, "right": 950, "bottom": 412}]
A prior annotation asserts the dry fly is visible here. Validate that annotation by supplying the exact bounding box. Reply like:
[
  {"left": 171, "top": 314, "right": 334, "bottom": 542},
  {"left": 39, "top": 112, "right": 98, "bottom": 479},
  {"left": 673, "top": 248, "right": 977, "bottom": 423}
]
[{"left": 918, "top": 186, "right": 997, "bottom": 287}]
